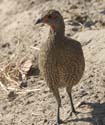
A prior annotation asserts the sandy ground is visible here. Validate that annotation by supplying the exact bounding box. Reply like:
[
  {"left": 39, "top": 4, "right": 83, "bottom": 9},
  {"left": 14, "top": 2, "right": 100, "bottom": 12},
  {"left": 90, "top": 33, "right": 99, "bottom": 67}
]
[{"left": 0, "top": 0, "right": 105, "bottom": 125}]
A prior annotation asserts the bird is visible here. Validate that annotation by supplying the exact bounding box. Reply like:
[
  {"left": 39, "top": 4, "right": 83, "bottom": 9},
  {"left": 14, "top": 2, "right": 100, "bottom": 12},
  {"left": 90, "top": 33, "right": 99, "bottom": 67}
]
[{"left": 35, "top": 9, "right": 85, "bottom": 125}]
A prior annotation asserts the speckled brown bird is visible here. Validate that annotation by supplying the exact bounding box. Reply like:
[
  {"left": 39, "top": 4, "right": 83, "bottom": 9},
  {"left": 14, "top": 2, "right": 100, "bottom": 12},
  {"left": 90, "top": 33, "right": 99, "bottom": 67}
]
[{"left": 35, "top": 9, "right": 85, "bottom": 125}]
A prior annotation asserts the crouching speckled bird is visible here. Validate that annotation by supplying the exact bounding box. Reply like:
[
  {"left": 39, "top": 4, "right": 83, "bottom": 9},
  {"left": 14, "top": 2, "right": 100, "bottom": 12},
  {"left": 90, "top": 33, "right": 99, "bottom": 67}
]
[{"left": 35, "top": 9, "right": 85, "bottom": 125}]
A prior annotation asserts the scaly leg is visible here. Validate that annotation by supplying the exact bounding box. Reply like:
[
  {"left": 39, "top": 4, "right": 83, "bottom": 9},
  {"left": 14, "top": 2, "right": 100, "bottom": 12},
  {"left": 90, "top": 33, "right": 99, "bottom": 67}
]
[
  {"left": 52, "top": 88, "right": 63, "bottom": 125},
  {"left": 66, "top": 87, "right": 79, "bottom": 116}
]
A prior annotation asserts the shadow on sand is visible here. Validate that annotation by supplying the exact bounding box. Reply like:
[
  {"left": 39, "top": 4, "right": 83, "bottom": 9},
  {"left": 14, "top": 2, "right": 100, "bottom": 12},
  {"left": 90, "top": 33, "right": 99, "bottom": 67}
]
[{"left": 64, "top": 102, "right": 105, "bottom": 125}]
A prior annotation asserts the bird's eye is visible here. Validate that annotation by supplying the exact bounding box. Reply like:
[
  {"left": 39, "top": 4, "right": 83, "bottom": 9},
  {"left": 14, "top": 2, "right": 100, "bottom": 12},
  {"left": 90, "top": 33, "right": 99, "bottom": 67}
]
[{"left": 48, "top": 15, "right": 52, "bottom": 19}]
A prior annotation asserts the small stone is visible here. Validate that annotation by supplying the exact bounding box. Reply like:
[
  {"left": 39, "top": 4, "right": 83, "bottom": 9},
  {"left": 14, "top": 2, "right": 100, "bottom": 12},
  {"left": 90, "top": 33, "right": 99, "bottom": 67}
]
[
  {"left": 2, "top": 43, "right": 10, "bottom": 48},
  {"left": 7, "top": 91, "right": 17, "bottom": 100},
  {"left": 44, "top": 119, "right": 47, "bottom": 123}
]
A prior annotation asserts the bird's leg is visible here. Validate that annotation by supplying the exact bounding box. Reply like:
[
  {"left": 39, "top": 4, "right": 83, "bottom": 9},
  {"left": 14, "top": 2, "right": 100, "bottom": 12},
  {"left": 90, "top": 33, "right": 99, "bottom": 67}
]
[
  {"left": 52, "top": 88, "right": 63, "bottom": 125},
  {"left": 56, "top": 102, "right": 62, "bottom": 125},
  {"left": 66, "top": 87, "right": 79, "bottom": 116}
]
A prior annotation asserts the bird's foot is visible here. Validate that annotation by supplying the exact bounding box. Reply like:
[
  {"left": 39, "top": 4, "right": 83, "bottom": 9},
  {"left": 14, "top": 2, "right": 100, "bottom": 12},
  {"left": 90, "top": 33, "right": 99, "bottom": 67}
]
[
  {"left": 65, "top": 110, "right": 80, "bottom": 121},
  {"left": 69, "top": 110, "right": 80, "bottom": 117},
  {"left": 55, "top": 119, "right": 63, "bottom": 125}
]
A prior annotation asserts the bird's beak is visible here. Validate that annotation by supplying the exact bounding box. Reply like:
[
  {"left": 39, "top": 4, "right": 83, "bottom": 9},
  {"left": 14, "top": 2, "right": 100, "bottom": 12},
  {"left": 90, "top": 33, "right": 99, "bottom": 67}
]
[{"left": 35, "top": 18, "right": 43, "bottom": 24}]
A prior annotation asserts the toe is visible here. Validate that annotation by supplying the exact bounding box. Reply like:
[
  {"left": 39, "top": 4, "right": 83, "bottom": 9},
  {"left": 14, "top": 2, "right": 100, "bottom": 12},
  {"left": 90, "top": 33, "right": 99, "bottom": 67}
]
[{"left": 70, "top": 110, "right": 80, "bottom": 117}]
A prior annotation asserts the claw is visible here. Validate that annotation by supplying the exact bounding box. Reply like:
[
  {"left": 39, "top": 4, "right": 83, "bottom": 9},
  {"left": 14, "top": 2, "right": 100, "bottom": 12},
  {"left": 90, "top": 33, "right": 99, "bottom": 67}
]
[
  {"left": 69, "top": 110, "right": 80, "bottom": 117},
  {"left": 65, "top": 110, "right": 80, "bottom": 121}
]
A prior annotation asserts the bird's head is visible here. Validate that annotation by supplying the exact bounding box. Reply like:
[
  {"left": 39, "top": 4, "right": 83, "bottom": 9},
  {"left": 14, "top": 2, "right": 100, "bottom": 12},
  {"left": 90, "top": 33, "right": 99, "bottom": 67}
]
[{"left": 35, "top": 9, "right": 65, "bottom": 32}]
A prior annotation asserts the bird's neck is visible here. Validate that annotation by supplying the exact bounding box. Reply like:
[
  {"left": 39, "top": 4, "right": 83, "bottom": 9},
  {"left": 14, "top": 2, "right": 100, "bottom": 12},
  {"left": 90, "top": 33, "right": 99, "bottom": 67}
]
[{"left": 49, "top": 27, "right": 65, "bottom": 42}]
